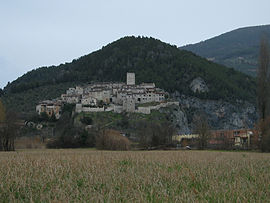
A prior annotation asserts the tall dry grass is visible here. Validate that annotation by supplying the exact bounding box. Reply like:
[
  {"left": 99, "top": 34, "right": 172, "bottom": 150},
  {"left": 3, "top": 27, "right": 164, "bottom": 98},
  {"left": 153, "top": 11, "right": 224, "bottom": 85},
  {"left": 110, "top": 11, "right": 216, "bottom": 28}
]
[{"left": 0, "top": 150, "right": 269, "bottom": 202}]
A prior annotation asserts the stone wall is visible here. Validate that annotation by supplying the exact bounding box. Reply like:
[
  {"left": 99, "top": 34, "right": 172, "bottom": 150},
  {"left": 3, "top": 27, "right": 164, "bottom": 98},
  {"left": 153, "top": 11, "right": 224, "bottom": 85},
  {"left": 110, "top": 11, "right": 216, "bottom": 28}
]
[
  {"left": 136, "top": 101, "right": 179, "bottom": 114},
  {"left": 75, "top": 104, "right": 105, "bottom": 113},
  {"left": 114, "top": 105, "right": 123, "bottom": 113}
]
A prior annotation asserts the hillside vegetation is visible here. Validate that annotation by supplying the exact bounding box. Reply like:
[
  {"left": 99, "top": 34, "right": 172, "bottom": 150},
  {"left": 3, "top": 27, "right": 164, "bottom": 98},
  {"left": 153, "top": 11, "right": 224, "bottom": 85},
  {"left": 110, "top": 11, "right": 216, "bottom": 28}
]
[
  {"left": 181, "top": 24, "right": 270, "bottom": 76},
  {"left": 2, "top": 36, "right": 256, "bottom": 112}
]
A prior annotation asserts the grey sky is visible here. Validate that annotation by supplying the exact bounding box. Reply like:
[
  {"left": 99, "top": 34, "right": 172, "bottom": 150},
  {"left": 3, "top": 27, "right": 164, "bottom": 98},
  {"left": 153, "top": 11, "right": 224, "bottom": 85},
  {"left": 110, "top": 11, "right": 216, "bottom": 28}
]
[{"left": 0, "top": 0, "right": 269, "bottom": 88}]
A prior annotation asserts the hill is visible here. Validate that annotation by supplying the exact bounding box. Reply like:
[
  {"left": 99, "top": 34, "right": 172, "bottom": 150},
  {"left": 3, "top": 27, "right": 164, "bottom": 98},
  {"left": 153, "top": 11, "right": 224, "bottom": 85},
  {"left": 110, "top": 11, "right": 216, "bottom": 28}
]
[
  {"left": 1, "top": 36, "right": 256, "bottom": 113},
  {"left": 181, "top": 24, "right": 270, "bottom": 76}
]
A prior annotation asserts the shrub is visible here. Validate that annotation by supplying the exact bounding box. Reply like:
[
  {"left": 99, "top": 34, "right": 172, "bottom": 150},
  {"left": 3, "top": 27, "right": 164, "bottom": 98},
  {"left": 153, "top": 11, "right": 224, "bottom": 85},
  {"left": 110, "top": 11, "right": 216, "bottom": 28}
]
[
  {"left": 80, "top": 116, "right": 93, "bottom": 125},
  {"left": 46, "top": 128, "right": 96, "bottom": 149},
  {"left": 136, "top": 121, "right": 175, "bottom": 149},
  {"left": 96, "top": 129, "right": 131, "bottom": 151}
]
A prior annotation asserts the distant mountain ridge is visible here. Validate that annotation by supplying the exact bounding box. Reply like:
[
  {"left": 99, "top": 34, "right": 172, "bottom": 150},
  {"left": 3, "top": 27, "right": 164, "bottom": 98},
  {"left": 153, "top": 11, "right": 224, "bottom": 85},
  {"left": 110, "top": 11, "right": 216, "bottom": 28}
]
[
  {"left": 181, "top": 24, "right": 270, "bottom": 76},
  {"left": 2, "top": 36, "right": 256, "bottom": 112}
]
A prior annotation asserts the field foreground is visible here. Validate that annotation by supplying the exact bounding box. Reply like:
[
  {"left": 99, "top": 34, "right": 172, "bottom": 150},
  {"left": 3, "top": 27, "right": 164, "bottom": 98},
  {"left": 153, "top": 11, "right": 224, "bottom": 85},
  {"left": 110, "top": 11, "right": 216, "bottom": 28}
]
[{"left": 0, "top": 150, "right": 269, "bottom": 202}]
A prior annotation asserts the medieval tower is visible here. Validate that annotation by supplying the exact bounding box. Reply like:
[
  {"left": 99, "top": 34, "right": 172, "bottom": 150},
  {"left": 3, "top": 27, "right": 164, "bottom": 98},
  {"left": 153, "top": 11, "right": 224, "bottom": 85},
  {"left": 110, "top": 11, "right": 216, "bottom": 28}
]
[{"left": 126, "top": 72, "right": 135, "bottom": 85}]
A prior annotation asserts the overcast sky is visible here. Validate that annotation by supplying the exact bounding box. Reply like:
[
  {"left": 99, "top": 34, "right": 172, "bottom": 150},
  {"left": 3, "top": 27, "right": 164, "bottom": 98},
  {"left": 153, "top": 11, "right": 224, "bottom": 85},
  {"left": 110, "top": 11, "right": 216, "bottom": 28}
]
[{"left": 0, "top": 0, "right": 269, "bottom": 88}]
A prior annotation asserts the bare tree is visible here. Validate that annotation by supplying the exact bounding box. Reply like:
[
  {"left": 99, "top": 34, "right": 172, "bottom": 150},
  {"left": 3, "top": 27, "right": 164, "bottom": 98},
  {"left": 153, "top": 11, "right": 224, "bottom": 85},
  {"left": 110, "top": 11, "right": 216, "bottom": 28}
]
[
  {"left": 257, "top": 37, "right": 270, "bottom": 152},
  {"left": 96, "top": 129, "right": 131, "bottom": 150},
  {"left": 193, "top": 113, "right": 211, "bottom": 150}
]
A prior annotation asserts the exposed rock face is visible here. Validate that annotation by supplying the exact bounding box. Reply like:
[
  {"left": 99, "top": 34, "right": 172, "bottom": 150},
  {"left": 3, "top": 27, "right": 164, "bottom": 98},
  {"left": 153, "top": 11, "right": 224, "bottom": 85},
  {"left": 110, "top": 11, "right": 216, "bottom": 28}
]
[
  {"left": 190, "top": 77, "right": 209, "bottom": 93},
  {"left": 159, "top": 105, "right": 190, "bottom": 134},
  {"left": 170, "top": 93, "right": 257, "bottom": 133}
]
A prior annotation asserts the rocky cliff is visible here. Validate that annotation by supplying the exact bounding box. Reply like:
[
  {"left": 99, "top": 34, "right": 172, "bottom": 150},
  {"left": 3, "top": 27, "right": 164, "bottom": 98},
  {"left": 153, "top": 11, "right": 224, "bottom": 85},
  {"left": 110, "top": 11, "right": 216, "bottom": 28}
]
[{"left": 167, "top": 92, "right": 257, "bottom": 134}]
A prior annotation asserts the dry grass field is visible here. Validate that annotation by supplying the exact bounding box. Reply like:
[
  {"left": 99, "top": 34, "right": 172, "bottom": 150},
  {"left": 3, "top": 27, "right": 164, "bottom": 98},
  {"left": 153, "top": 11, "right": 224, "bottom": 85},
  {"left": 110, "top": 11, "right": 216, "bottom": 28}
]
[{"left": 0, "top": 150, "right": 269, "bottom": 202}]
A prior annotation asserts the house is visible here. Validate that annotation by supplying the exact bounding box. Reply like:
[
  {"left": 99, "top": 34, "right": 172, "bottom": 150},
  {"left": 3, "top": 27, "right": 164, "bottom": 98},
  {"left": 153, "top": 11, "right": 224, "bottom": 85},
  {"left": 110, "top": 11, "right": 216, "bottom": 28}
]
[
  {"left": 81, "top": 95, "right": 97, "bottom": 106},
  {"left": 210, "top": 129, "right": 254, "bottom": 149},
  {"left": 123, "top": 96, "right": 135, "bottom": 112},
  {"left": 172, "top": 129, "right": 255, "bottom": 149},
  {"left": 172, "top": 134, "right": 199, "bottom": 148},
  {"left": 61, "top": 94, "right": 81, "bottom": 104},
  {"left": 36, "top": 100, "right": 62, "bottom": 119}
]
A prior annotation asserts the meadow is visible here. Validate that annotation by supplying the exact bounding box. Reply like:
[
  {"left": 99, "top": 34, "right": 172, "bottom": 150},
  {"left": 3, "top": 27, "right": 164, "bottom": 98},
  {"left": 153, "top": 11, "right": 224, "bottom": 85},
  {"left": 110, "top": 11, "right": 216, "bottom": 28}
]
[{"left": 0, "top": 150, "right": 269, "bottom": 202}]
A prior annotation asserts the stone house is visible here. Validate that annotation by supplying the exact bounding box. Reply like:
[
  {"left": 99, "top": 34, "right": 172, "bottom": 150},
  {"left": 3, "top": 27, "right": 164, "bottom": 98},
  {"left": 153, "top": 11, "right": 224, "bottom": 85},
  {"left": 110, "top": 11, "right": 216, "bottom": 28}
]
[
  {"left": 81, "top": 95, "right": 97, "bottom": 106},
  {"left": 61, "top": 94, "right": 81, "bottom": 104},
  {"left": 36, "top": 100, "right": 62, "bottom": 119},
  {"left": 123, "top": 94, "right": 135, "bottom": 112},
  {"left": 66, "top": 87, "right": 76, "bottom": 95}
]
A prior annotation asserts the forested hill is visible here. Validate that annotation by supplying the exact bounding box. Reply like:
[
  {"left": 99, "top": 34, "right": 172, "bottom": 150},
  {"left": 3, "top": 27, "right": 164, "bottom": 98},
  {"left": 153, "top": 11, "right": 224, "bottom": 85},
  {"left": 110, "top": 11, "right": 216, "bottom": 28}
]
[
  {"left": 181, "top": 24, "right": 270, "bottom": 76},
  {"left": 2, "top": 36, "right": 256, "bottom": 112}
]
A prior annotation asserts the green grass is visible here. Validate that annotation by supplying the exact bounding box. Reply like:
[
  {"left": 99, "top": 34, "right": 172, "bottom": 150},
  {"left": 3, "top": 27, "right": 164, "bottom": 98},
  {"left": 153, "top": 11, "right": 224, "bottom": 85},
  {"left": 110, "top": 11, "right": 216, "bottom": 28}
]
[
  {"left": 76, "top": 110, "right": 168, "bottom": 130},
  {"left": 76, "top": 111, "right": 123, "bottom": 127}
]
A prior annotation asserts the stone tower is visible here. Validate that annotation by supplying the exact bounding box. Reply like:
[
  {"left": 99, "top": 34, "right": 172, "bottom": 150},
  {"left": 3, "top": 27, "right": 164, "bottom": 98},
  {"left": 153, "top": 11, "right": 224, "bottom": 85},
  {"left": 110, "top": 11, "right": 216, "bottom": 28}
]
[{"left": 126, "top": 72, "right": 135, "bottom": 85}]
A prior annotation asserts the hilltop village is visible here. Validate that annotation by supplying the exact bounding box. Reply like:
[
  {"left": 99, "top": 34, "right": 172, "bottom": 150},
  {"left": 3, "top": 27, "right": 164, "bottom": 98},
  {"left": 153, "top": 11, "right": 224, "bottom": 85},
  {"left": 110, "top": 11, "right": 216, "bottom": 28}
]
[
  {"left": 34, "top": 73, "right": 257, "bottom": 150},
  {"left": 36, "top": 73, "right": 179, "bottom": 119}
]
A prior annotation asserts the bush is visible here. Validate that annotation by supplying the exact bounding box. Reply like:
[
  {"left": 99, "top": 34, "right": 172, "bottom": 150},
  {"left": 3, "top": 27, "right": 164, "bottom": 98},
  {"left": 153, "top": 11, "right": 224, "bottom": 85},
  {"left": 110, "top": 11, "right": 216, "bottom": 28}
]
[
  {"left": 62, "top": 104, "right": 75, "bottom": 114},
  {"left": 96, "top": 129, "right": 131, "bottom": 151},
  {"left": 46, "top": 128, "right": 96, "bottom": 149},
  {"left": 80, "top": 116, "right": 93, "bottom": 125},
  {"left": 136, "top": 121, "right": 175, "bottom": 149}
]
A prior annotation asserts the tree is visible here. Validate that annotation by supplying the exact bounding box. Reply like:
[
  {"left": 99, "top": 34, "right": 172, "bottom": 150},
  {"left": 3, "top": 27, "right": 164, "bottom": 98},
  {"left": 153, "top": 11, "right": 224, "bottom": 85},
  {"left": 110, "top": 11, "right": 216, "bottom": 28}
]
[
  {"left": 50, "top": 112, "right": 57, "bottom": 122},
  {"left": 0, "top": 100, "right": 5, "bottom": 151},
  {"left": 257, "top": 37, "right": 270, "bottom": 152},
  {"left": 39, "top": 112, "right": 50, "bottom": 122},
  {"left": 117, "top": 113, "right": 129, "bottom": 129},
  {"left": 257, "top": 37, "right": 270, "bottom": 120},
  {"left": 0, "top": 100, "right": 19, "bottom": 151},
  {"left": 193, "top": 113, "right": 211, "bottom": 150},
  {"left": 137, "top": 121, "right": 175, "bottom": 149},
  {"left": 80, "top": 116, "right": 93, "bottom": 125},
  {"left": 1, "top": 111, "right": 19, "bottom": 151},
  {"left": 0, "top": 100, "right": 5, "bottom": 123},
  {"left": 46, "top": 111, "right": 96, "bottom": 149}
]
